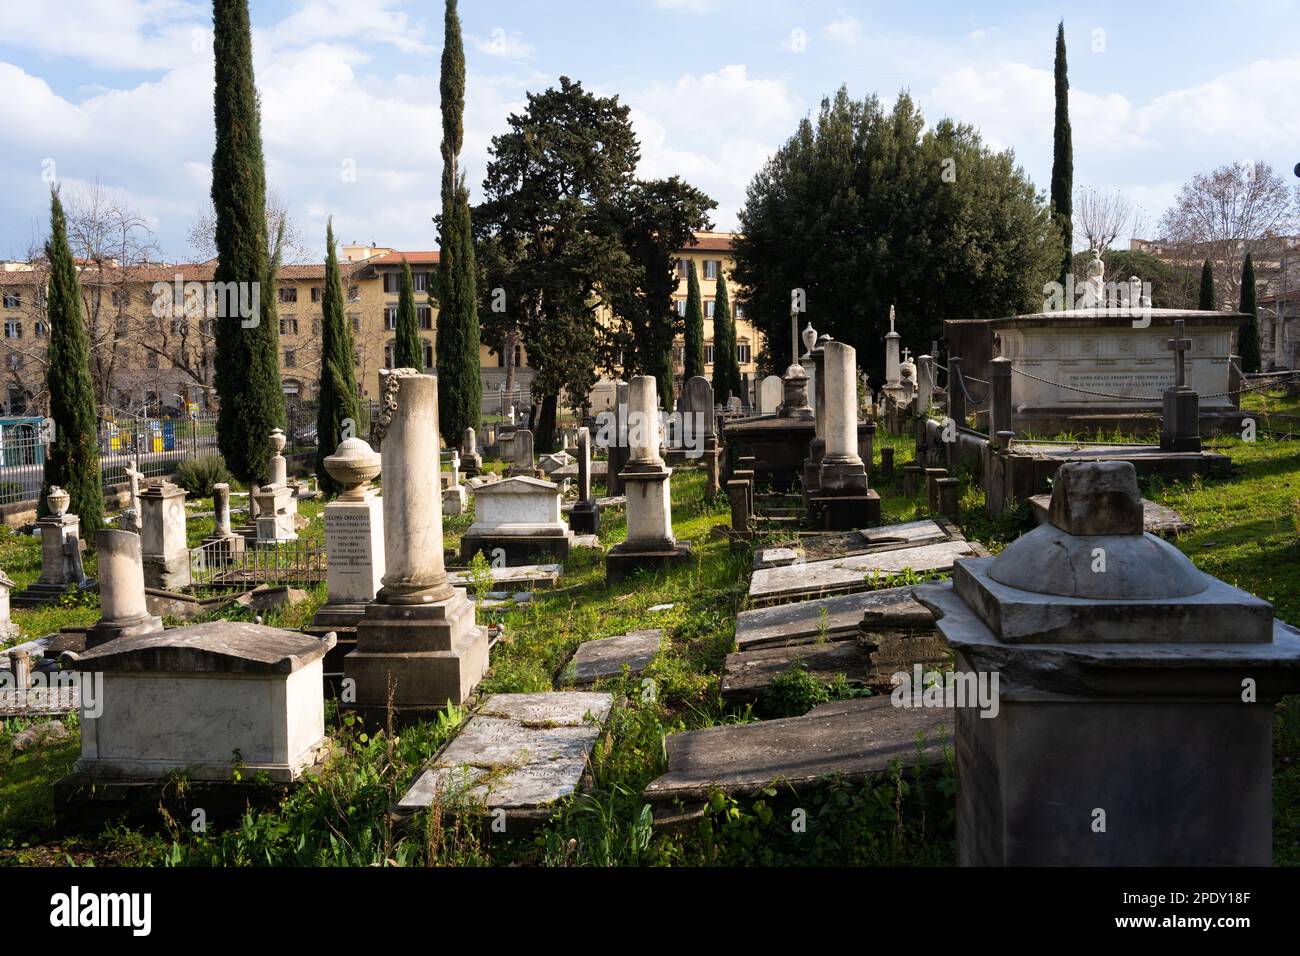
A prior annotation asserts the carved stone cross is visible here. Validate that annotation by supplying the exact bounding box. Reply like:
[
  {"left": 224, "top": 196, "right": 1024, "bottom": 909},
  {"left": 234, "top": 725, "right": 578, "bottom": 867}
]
[{"left": 1164, "top": 319, "right": 1192, "bottom": 389}]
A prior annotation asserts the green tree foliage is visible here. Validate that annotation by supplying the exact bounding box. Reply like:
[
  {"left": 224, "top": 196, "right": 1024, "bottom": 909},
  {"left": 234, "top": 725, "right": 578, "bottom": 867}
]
[
  {"left": 733, "top": 88, "right": 1056, "bottom": 384},
  {"left": 1051, "top": 21, "right": 1074, "bottom": 287},
  {"left": 41, "top": 190, "right": 102, "bottom": 530},
  {"left": 394, "top": 258, "right": 422, "bottom": 369},
  {"left": 1199, "top": 259, "right": 1217, "bottom": 310},
  {"left": 474, "top": 77, "right": 640, "bottom": 450},
  {"left": 314, "top": 218, "right": 359, "bottom": 495},
  {"left": 211, "top": 0, "right": 283, "bottom": 485},
  {"left": 711, "top": 271, "right": 742, "bottom": 402},
  {"left": 682, "top": 260, "right": 705, "bottom": 384},
  {"left": 435, "top": 0, "right": 482, "bottom": 444},
  {"left": 1238, "top": 252, "right": 1261, "bottom": 373}
]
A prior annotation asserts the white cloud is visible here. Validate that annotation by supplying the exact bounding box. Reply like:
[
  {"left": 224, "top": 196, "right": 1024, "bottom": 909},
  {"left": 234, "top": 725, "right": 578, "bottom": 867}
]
[
  {"left": 823, "top": 17, "right": 863, "bottom": 45},
  {"left": 473, "top": 28, "right": 534, "bottom": 60},
  {"left": 265, "top": 0, "right": 434, "bottom": 56},
  {"left": 0, "top": 0, "right": 207, "bottom": 71}
]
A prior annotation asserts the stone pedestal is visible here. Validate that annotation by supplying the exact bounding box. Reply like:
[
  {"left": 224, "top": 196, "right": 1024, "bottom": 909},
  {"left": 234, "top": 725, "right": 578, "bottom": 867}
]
[
  {"left": 140, "top": 480, "right": 190, "bottom": 592},
  {"left": 607, "top": 376, "right": 694, "bottom": 584},
  {"left": 461, "top": 427, "right": 482, "bottom": 478},
  {"left": 62, "top": 622, "right": 332, "bottom": 783},
  {"left": 14, "top": 488, "right": 94, "bottom": 606},
  {"left": 811, "top": 341, "right": 879, "bottom": 530},
  {"left": 1160, "top": 387, "right": 1201, "bottom": 452},
  {"left": 915, "top": 461, "right": 1300, "bottom": 866},
  {"left": 346, "top": 370, "right": 488, "bottom": 722},
  {"left": 87, "top": 530, "right": 162, "bottom": 649},
  {"left": 315, "top": 440, "right": 385, "bottom": 630},
  {"left": 569, "top": 426, "right": 600, "bottom": 535},
  {"left": 461, "top": 476, "right": 575, "bottom": 564}
]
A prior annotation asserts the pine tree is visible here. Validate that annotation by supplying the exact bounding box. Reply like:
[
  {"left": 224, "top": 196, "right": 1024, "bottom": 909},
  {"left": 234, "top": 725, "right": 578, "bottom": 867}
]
[
  {"left": 314, "top": 218, "right": 359, "bottom": 495},
  {"left": 683, "top": 259, "right": 705, "bottom": 382},
  {"left": 211, "top": 0, "right": 283, "bottom": 486},
  {"left": 435, "top": 0, "right": 482, "bottom": 443},
  {"left": 42, "top": 190, "right": 102, "bottom": 531},
  {"left": 394, "top": 258, "right": 422, "bottom": 369},
  {"left": 1051, "top": 20, "right": 1074, "bottom": 288},
  {"left": 1238, "top": 252, "right": 1261, "bottom": 373},
  {"left": 711, "top": 271, "right": 741, "bottom": 402},
  {"left": 1199, "top": 259, "right": 1217, "bottom": 311}
]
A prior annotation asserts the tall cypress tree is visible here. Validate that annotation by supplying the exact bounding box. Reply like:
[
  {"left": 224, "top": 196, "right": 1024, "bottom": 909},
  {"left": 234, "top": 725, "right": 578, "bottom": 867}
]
[
  {"left": 1051, "top": 21, "right": 1074, "bottom": 288},
  {"left": 711, "top": 271, "right": 742, "bottom": 402},
  {"left": 315, "top": 218, "right": 359, "bottom": 495},
  {"left": 211, "top": 0, "right": 283, "bottom": 486},
  {"left": 1238, "top": 252, "right": 1261, "bottom": 372},
  {"left": 394, "top": 258, "right": 422, "bottom": 369},
  {"left": 683, "top": 260, "right": 705, "bottom": 382},
  {"left": 42, "top": 190, "right": 102, "bottom": 531},
  {"left": 1199, "top": 259, "right": 1217, "bottom": 311},
  {"left": 435, "top": 0, "right": 482, "bottom": 444}
]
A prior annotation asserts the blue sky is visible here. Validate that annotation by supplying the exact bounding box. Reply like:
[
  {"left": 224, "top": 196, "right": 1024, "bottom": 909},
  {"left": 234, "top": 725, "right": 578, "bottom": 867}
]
[{"left": 1, "top": 0, "right": 1297, "bottom": 262}]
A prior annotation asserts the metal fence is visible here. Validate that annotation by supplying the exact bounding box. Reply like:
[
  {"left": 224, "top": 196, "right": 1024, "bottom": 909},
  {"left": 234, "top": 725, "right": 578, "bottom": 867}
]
[
  {"left": 190, "top": 538, "right": 327, "bottom": 588},
  {"left": 0, "top": 413, "right": 222, "bottom": 507}
]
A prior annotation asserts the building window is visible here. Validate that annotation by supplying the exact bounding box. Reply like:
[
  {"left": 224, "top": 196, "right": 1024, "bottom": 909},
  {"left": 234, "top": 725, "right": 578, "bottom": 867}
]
[
  {"left": 7, "top": 353, "right": 23, "bottom": 371},
  {"left": 413, "top": 272, "right": 430, "bottom": 293},
  {"left": 6, "top": 385, "right": 27, "bottom": 415},
  {"left": 735, "top": 304, "right": 745, "bottom": 320},
  {"left": 384, "top": 307, "right": 398, "bottom": 330},
  {"left": 384, "top": 343, "right": 394, "bottom": 368},
  {"left": 423, "top": 340, "right": 434, "bottom": 369},
  {"left": 737, "top": 344, "right": 752, "bottom": 364},
  {"left": 353, "top": 348, "right": 362, "bottom": 368},
  {"left": 311, "top": 317, "right": 320, "bottom": 336},
  {"left": 704, "top": 260, "right": 720, "bottom": 280},
  {"left": 383, "top": 272, "right": 400, "bottom": 294},
  {"left": 675, "top": 299, "right": 686, "bottom": 317},
  {"left": 676, "top": 259, "right": 687, "bottom": 279},
  {"left": 3, "top": 293, "right": 20, "bottom": 309},
  {"left": 111, "top": 289, "right": 131, "bottom": 308},
  {"left": 280, "top": 316, "right": 299, "bottom": 336},
  {"left": 348, "top": 285, "right": 360, "bottom": 303},
  {"left": 418, "top": 306, "right": 433, "bottom": 330},
  {"left": 348, "top": 313, "right": 361, "bottom": 332},
  {"left": 705, "top": 344, "right": 715, "bottom": 365},
  {"left": 494, "top": 345, "right": 524, "bottom": 368},
  {"left": 4, "top": 321, "right": 20, "bottom": 339},
  {"left": 278, "top": 287, "right": 297, "bottom": 304},
  {"left": 311, "top": 286, "right": 323, "bottom": 303},
  {"left": 35, "top": 321, "right": 48, "bottom": 338},
  {"left": 706, "top": 300, "right": 716, "bottom": 319},
  {"left": 284, "top": 349, "right": 297, "bottom": 368}
]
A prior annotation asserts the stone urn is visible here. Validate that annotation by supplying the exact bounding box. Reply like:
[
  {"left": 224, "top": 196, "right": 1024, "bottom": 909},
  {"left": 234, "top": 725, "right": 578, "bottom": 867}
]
[
  {"left": 269, "top": 428, "right": 287, "bottom": 457},
  {"left": 46, "top": 486, "right": 70, "bottom": 517},
  {"left": 324, "top": 437, "right": 382, "bottom": 501}
]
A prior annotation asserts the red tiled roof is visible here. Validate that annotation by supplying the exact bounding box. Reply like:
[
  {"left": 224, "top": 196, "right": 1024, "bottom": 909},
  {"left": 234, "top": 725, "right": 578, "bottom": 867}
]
[
  {"left": 366, "top": 250, "right": 441, "bottom": 267},
  {"left": 676, "top": 232, "right": 737, "bottom": 254}
]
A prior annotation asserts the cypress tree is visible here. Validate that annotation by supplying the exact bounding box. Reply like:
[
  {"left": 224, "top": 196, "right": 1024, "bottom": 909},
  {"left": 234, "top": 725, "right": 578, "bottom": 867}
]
[
  {"left": 211, "top": 0, "right": 283, "bottom": 486},
  {"left": 394, "top": 258, "right": 422, "bottom": 369},
  {"left": 1238, "top": 253, "right": 1261, "bottom": 373},
  {"left": 1199, "top": 259, "right": 1217, "bottom": 310},
  {"left": 435, "top": 0, "right": 482, "bottom": 443},
  {"left": 315, "top": 218, "right": 359, "bottom": 494},
  {"left": 42, "top": 190, "right": 102, "bottom": 531},
  {"left": 712, "top": 271, "right": 741, "bottom": 402},
  {"left": 683, "top": 260, "right": 705, "bottom": 382},
  {"left": 1051, "top": 21, "right": 1074, "bottom": 288}
]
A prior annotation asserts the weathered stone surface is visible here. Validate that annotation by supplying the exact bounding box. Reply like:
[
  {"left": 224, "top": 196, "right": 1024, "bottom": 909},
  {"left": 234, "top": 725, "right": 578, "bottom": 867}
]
[
  {"left": 66, "top": 620, "right": 332, "bottom": 674},
  {"left": 1048, "top": 460, "right": 1143, "bottom": 535},
  {"left": 643, "top": 697, "right": 951, "bottom": 803},
  {"left": 747, "top": 539, "right": 986, "bottom": 606},
  {"left": 398, "top": 692, "right": 613, "bottom": 815},
  {"left": 721, "top": 641, "right": 871, "bottom": 703},
  {"left": 753, "top": 547, "right": 800, "bottom": 570},
  {"left": 735, "top": 585, "right": 931, "bottom": 650},
  {"left": 796, "top": 519, "right": 959, "bottom": 562},
  {"left": 447, "top": 563, "right": 561, "bottom": 590},
  {"left": 1027, "top": 493, "right": 1189, "bottom": 537},
  {"left": 566, "top": 629, "right": 661, "bottom": 685}
]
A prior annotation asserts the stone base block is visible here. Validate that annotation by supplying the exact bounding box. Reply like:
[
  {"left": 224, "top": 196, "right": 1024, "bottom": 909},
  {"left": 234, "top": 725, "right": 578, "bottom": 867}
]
[
  {"left": 569, "top": 502, "right": 600, "bottom": 534},
  {"left": 144, "top": 554, "right": 191, "bottom": 592},
  {"left": 345, "top": 597, "right": 489, "bottom": 721},
  {"left": 85, "top": 614, "right": 163, "bottom": 650},
  {"left": 461, "top": 452, "right": 483, "bottom": 477},
  {"left": 605, "top": 541, "right": 695, "bottom": 585},
  {"left": 443, "top": 485, "right": 468, "bottom": 516},
  {"left": 12, "top": 580, "right": 96, "bottom": 609},
  {"left": 810, "top": 490, "right": 881, "bottom": 531},
  {"left": 460, "top": 531, "right": 573, "bottom": 566}
]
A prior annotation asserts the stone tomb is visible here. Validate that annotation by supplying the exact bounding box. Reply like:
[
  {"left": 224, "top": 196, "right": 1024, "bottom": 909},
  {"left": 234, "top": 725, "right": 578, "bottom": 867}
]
[
  {"left": 461, "top": 475, "right": 575, "bottom": 565},
  {"left": 13, "top": 486, "right": 94, "bottom": 607},
  {"left": 61, "top": 621, "right": 332, "bottom": 784},
  {"left": 398, "top": 692, "right": 613, "bottom": 828},
  {"left": 916, "top": 460, "right": 1300, "bottom": 865}
]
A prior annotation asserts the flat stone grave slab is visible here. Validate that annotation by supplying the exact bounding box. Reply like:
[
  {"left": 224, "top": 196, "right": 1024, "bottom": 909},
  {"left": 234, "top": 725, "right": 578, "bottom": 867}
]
[
  {"left": 643, "top": 697, "right": 951, "bottom": 807},
  {"left": 1027, "top": 493, "right": 1189, "bottom": 537},
  {"left": 754, "top": 547, "right": 801, "bottom": 570},
  {"left": 571, "top": 534, "right": 601, "bottom": 549},
  {"left": 564, "top": 629, "right": 662, "bottom": 686},
  {"left": 721, "top": 641, "right": 871, "bottom": 703},
  {"left": 398, "top": 692, "right": 614, "bottom": 824},
  {"left": 735, "top": 585, "right": 932, "bottom": 650},
  {"left": 747, "top": 539, "right": 987, "bottom": 607},
  {"left": 447, "top": 563, "right": 561, "bottom": 590},
  {"left": 792, "top": 518, "right": 961, "bottom": 563}
]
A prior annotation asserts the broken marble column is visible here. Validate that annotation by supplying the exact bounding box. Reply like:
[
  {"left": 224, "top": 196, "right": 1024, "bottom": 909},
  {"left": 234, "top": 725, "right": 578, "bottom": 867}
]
[
  {"left": 140, "top": 479, "right": 190, "bottom": 591},
  {"left": 86, "top": 529, "right": 163, "bottom": 649},
  {"left": 803, "top": 334, "right": 830, "bottom": 498},
  {"left": 314, "top": 437, "right": 385, "bottom": 630},
  {"left": 203, "top": 482, "right": 245, "bottom": 556},
  {"left": 915, "top": 460, "right": 1300, "bottom": 866},
  {"left": 569, "top": 426, "right": 600, "bottom": 534},
  {"left": 346, "top": 370, "right": 489, "bottom": 722},
  {"left": 253, "top": 429, "right": 298, "bottom": 542},
  {"left": 607, "top": 375, "right": 694, "bottom": 584},
  {"left": 811, "top": 341, "right": 879, "bottom": 529},
  {"left": 461, "top": 427, "right": 482, "bottom": 478}
]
